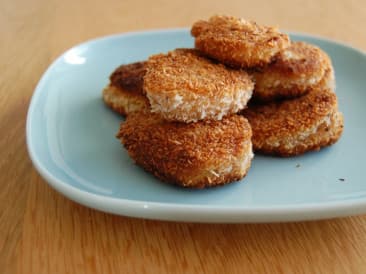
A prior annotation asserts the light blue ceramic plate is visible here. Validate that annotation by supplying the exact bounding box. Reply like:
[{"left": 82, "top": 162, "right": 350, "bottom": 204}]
[{"left": 26, "top": 29, "right": 366, "bottom": 223}]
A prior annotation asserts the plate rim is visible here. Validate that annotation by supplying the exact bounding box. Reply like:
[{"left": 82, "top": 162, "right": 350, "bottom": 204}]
[{"left": 26, "top": 28, "right": 366, "bottom": 222}]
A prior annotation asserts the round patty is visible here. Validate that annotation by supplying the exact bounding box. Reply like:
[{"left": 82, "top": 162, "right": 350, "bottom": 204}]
[
  {"left": 242, "top": 88, "right": 343, "bottom": 156},
  {"left": 117, "top": 112, "right": 253, "bottom": 188},
  {"left": 143, "top": 48, "right": 254, "bottom": 123},
  {"left": 252, "top": 42, "right": 335, "bottom": 101},
  {"left": 191, "top": 15, "right": 290, "bottom": 68},
  {"left": 102, "top": 61, "right": 149, "bottom": 116}
]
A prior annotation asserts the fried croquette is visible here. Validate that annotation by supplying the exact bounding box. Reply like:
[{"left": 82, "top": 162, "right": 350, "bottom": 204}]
[
  {"left": 102, "top": 62, "right": 149, "bottom": 116},
  {"left": 252, "top": 42, "right": 335, "bottom": 101},
  {"left": 117, "top": 112, "right": 253, "bottom": 188},
  {"left": 191, "top": 15, "right": 290, "bottom": 68},
  {"left": 143, "top": 48, "right": 254, "bottom": 123},
  {"left": 242, "top": 88, "right": 343, "bottom": 156}
]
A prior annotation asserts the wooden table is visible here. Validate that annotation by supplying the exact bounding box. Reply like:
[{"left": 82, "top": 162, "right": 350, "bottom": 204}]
[{"left": 1, "top": 0, "right": 366, "bottom": 273}]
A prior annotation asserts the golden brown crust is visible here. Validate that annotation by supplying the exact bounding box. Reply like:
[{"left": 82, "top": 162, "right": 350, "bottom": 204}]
[
  {"left": 265, "top": 42, "right": 330, "bottom": 76},
  {"left": 117, "top": 112, "right": 253, "bottom": 188},
  {"left": 191, "top": 15, "right": 290, "bottom": 68},
  {"left": 103, "top": 62, "right": 149, "bottom": 116},
  {"left": 254, "top": 111, "right": 344, "bottom": 156},
  {"left": 110, "top": 61, "right": 146, "bottom": 95},
  {"left": 252, "top": 42, "right": 335, "bottom": 101},
  {"left": 102, "top": 85, "right": 149, "bottom": 116},
  {"left": 144, "top": 48, "right": 254, "bottom": 122},
  {"left": 242, "top": 88, "right": 343, "bottom": 156}
]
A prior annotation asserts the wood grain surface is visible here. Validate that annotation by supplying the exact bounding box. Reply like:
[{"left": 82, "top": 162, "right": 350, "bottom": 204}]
[{"left": 1, "top": 0, "right": 366, "bottom": 273}]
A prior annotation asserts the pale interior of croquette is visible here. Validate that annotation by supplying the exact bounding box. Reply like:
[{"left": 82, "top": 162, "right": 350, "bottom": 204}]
[{"left": 146, "top": 88, "right": 253, "bottom": 122}]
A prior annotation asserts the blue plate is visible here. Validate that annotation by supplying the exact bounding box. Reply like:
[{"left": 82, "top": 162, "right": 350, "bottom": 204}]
[{"left": 26, "top": 29, "right": 366, "bottom": 222}]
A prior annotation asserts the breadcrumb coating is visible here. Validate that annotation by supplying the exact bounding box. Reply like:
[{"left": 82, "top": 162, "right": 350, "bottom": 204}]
[
  {"left": 102, "top": 85, "right": 149, "bottom": 116},
  {"left": 191, "top": 15, "right": 290, "bottom": 68},
  {"left": 117, "top": 112, "right": 253, "bottom": 188},
  {"left": 102, "top": 61, "right": 149, "bottom": 116},
  {"left": 144, "top": 48, "right": 254, "bottom": 122},
  {"left": 110, "top": 61, "right": 146, "bottom": 95},
  {"left": 242, "top": 88, "right": 343, "bottom": 156},
  {"left": 252, "top": 42, "right": 335, "bottom": 101}
]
